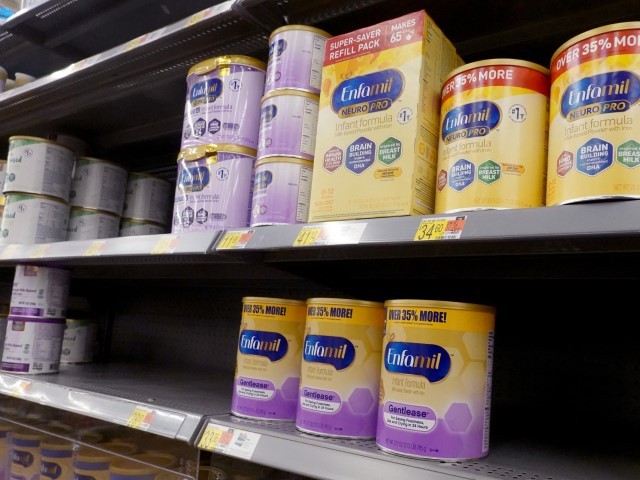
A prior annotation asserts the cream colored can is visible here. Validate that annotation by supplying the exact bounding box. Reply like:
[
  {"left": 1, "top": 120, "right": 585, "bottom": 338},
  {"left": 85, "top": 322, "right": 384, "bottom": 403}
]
[
  {"left": 232, "top": 296, "right": 307, "bottom": 421},
  {"left": 74, "top": 441, "right": 139, "bottom": 480},
  {"left": 67, "top": 207, "right": 120, "bottom": 241},
  {"left": 119, "top": 218, "right": 166, "bottom": 237},
  {"left": 3, "top": 136, "right": 74, "bottom": 202},
  {"left": 70, "top": 157, "right": 128, "bottom": 215},
  {"left": 10, "top": 428, "right": 44, "bottom": 480},
  {"left": 10, "top": 264, "right": 71, "bottom": 319},
  {"left": 377, "top": 299, "right": 496, "bottom": 461},
  {"left": 296, "top": 298, "right": 385, "bottom": 438},
  {"left": 40, "top": 437, "right": 73, "bottom": 480},
  {"left": 436, "top": 59, "right": 550, "bottom": 213},
  {"left": 0, "top": 421, "right": 15, "bottom": 480},
  {"left": 122, "top": 173, "right": 173, "bottom": 226},
  {"left": 548, "top": 22, "right": 640, "bottom": 204},
  {"left": 60, "top": 318, "right": 98, "bottom": 364},
  {"left": 0, "top": 159, "right": 7, "bottom": 191},
  {"left": 0, "top": 193, "right": 69, "bottom": 245}
]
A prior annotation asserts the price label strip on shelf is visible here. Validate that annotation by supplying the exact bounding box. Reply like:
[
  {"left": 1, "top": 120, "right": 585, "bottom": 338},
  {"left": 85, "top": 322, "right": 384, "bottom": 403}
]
[
  {"left": 197, "top": 422, "right": 260, "bottom": 460},
  {"left": 293, "top": 222, "right": 367, "bottom": 247},
  {"left": 29, "top": 244, "right": 51, "bottom": 259},
  {"left": 151, "top": 235, "right": 181, "bottom": 255},
  {"left": 126, "top": 407, "right": 156, "bottom": 431},
  {"left": 216, "top": 230, "right": 255, "bottom": 250},
  {"left": 9, "top": 380, "right": 32, "bottom": 398},
  {"left": 413, "top": 216, "right": 467, "bottom": 241},
  {"left": 83, "top": 241, "right": 107, "bottom": 257},
  {"left": 0, "top": 244, "right": 22, "bottom": 260}
]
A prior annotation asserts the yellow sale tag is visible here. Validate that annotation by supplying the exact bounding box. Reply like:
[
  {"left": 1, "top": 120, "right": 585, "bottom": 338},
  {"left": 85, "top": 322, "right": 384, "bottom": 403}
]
[
  {"left": 83, "top": 241, "right": 107, "bottom": 257},
  {"left": 0, "top": 244, "right": 21, "bottom": 260},
  {"left": 10, "top": 380, "right": 32, "bottom": 398},
  {"left": 151, "top": 236, "right": 180, "bottom": 255},
  {"left": 217, "top": 230, "right": 254, "bottom": 250},
  {"left": 126, "top": 407, "right": 154, "bottom": 430},
  {"left": 414, "top": 216, "right": 467, "bottom": 241},
  {"left": 197, "top": 425, "right": 224, "bottom": 451},
  {"left": 293, "top": 226, "right": 323, "bottom": 246}
]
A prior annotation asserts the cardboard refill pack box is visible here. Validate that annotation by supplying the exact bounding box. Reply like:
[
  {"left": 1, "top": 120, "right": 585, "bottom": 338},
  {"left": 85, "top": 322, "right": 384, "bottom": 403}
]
[{"left": 308, "top": 10, "right": 461, "bottom": 222}]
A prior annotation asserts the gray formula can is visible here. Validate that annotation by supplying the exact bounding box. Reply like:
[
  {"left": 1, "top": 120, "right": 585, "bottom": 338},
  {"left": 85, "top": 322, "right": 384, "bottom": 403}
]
[
  {"left": 119, "top": 218, "right": 167, "bottom": 237},
  {"left": 3, "top": 136, "right": 74, "bottom": 202},
  {"left": 0, "top": 193, "right": 69, "bottom": 245},
  {"left": 122, "top": 172, "right": 173, "bottom": 226},
  {"left": 67, "top": 207, "right": 120, "bottom": 241},
  {"left": 70, "top": 157, "right": 128, "bottom": 215}
]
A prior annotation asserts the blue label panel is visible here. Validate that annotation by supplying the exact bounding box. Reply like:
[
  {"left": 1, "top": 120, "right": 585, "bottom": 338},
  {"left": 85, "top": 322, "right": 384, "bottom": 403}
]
[
  {"left": 190, "top": 79, "right": 223, "bottom": 102},
  {"left": 239, "top": 330, "right": 288, "bottom": 361},
  {"left": 384, "top": 341, "right": 451, "bottom": 382},
  {"left": 442, "top": 101, "right": 501, "bottom": 143},
  {"left": 254, "top": 170, "right": 273, "bottom": 190},
  {"left": 332, "top": 69, "right": 404, "bottom": 118},
  {"left": 179, "top": 166, "right": 210, "bottom": 192},
  {"left": 303, "top": 334, "right": 355, "bottom": 370},
  {"left": 561, "top": 71, "right": 640, "bottom": 120}
]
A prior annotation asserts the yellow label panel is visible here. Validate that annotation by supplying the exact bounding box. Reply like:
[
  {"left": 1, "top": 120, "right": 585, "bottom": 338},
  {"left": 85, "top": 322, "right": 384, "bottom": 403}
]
[
  {"left": 217, "top": 230, "right": 254, "bottom": 250},
  {"left": 83, "top": 241, "right": 107, "bottom": 257},
  {"left": 197, "top": 425, "right": 224, "bottom": 451},
  {"left": 126, "top": 407, "right": 155, "bottom": 430},
  {"left": 151, "top": 236, "right": 181, "bottom": 255}
]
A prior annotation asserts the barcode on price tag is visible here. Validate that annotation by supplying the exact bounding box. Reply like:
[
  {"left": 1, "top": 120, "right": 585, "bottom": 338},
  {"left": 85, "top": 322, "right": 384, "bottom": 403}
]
[{"left": 197, "top": 422, "right": 260, "bottom": 459}]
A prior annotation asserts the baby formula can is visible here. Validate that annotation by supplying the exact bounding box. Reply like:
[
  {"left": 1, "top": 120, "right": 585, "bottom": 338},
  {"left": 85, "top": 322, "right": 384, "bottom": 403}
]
[
  {"left": 74, "top": 442, "right": 139, "bottom": 480},
  {"left": 119, "top": 218, "right": 166, "bottom": 237},
  {"left": 10, "top": 428, "right": 44, "bottom": 480},
  {"left": 67, "top": 207, "right": 121, "bottom": 241},
  {"left": 0, "top": 195, "right": 5, "bottom": 220},
  {"left": 0, "top": 67, "right": 6, "bottom": 92},
  {"left": 377, "top": 299, "right": 496, "bottom": 461},
  {"left": 0, "top": 422, "right": 15, "bottom": 480},
  {"left": 171, "top": 144, "right": 256, "bottom": 233},
  {"left": 60, "top": 318, "right": 98, "bottom": 364},
  {"left": 182, "top": 55, "right": 266, "bottom": 150},
  {"left": 109, "top": 453, "right": 175, "bottom": 480},
  {"left": 0, "top": 193, "right": 69, "bottom": 245},
  {"left": 10, "top": 264, "right": 71, "bottom": 319},
  {"left": 0, "top": 159, "right": 7, "bottom": 191},
  {"left": 296, "top": 298, "right": 384, "bottom": 438},
  {"left": 436, "top": 59, "right": 550, "bottom": 213},
  {"left": 4, "top": 136, "right": 74, "bottom": 202},
  {"left": 122, "top": 173, "right": 172, "bottom": 226},
  {"left": 548, "top": 22, "right": 640, "bottom": 204},
  {"left": 265, "top": 25, "right": 332, "bottom": 95},
  {"left": 1, "top": 315, "right": 66, "bottom": 374},
  {"left": 70, "top": 157, "right": 128, "bottom": 215},
  {"left": 257, "top": 89, "right": 319, "bottom": 160},
  {"left": 198, "top": 466, "right": 228, "bottom": 480},
  {"left": 40, "top": 437, "right": 73, "bottom": 480},
  {"left": 250, "top": 157, "right": 313, "bottom": 226},
  {"left": 0, "top": 313, "right": 7, "bottom": 355},
  {"left": 232, "top": 297, "right": 306, "bottom": 421}
]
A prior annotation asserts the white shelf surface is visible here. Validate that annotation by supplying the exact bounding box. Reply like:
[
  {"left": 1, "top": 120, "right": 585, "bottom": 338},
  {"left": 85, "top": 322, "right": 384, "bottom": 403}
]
[
  {"left": 200, "top": 414, "right": 639, "bottom": 480},
  {"left": 0, "top": 363, "right": 233, "bottom": 443}
]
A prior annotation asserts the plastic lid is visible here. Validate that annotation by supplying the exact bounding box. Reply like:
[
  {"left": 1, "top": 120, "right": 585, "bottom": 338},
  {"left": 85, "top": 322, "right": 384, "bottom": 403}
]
[
  {"left": 188, "top": 55, "right": 266, "bottom": 77},
  {"left": 270, "top": 24, "right": 331, "bottom": 39}
]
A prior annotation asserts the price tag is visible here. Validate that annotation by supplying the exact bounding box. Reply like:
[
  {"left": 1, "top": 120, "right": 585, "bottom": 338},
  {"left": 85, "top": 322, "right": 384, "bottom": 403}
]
[
  {"left": 216, "top": 230, "right": 254, "bottom": 250},
  {"left": 126, "top": 407, "right": 155, "bottom": 431},
  {"left": 197, "top": 422, "right": 260, "bottom": 459},
  {"left": 414, "top": 216, "right": 467, "bottom": 241},
  {"left": 293, "top": 226, "right": 323, "bottom": 246},
  {"left": 151, "top": 236, "right": 181, "bottom": 255},
  {"left": 10, "top": 380, "right": 32, "bottom": 398},
  {"left": 83, "top": 241, "right": 107, "bottom": 257},
  {"left": 29, "top": 244, "right": 51, "bottom": 258},
  {"left": 293, "top": 222, "right": 367, "bottom": 247}
]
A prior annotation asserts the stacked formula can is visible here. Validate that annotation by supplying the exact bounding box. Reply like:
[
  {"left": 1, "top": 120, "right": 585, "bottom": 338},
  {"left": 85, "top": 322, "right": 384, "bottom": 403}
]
[
  {"left": 121, "top": 172, "right": 173, "bottom": 236},
  {"left": 0, "top": 136, "right": 74, "bottom": 245},
  {"left": 1, "top": 264, "right": 71, "bottom": 374},
  {"left": 172, "top": 55, "right": 266, "bottom": 233},
  {"left": 250, "top": 26, "right": 331, "bottom": 227},
  {"left": 67, "top": 156, "right": 128, "bottom": 241}
]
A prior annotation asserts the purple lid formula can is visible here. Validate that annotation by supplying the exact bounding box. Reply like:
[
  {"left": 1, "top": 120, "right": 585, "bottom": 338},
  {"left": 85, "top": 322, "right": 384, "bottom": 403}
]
[
  {"left": 296, "top": 298, "right": 385, "bottom": 439},
  {"left": 250, "top": 157, "right": 313, "bottom": 226},
  {"left": 182, "top": 56, "right": 266, "bottom": 150},
  {"left": 172, "top": 144, "right": 256, "bottom": 233},
  {"left": 232, "top": 297, "right": 307, "bottom": 421},
  {"left": 258, "top": 89, "right": 319, "bottom": 160},
  {"left": 377, "top": 299, "right": 496, "bottom": 461},
  {"left": 265, "top": 25, "right": 331, "bottom": 95}
]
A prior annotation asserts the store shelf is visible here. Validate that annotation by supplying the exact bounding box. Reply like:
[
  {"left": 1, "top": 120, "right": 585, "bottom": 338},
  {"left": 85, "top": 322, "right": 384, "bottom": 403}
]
[
  {"left": 200, "top": 415, "right": 639, "bottom": 480},
  {"left": 0, "top": 363, "right": 233, "bottom": 443},
  {"left": 0, "top": 230, "right": 221, "bottom": 266}
]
